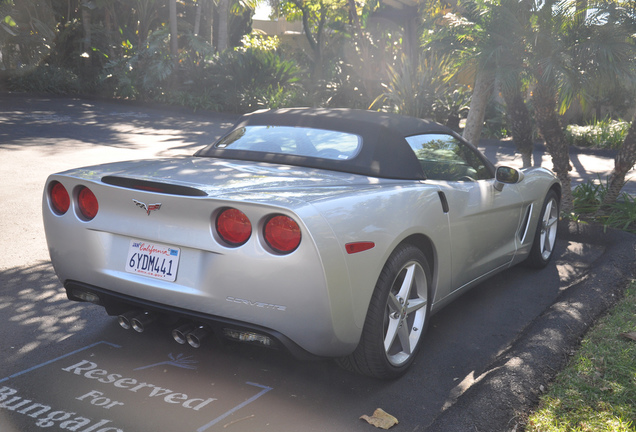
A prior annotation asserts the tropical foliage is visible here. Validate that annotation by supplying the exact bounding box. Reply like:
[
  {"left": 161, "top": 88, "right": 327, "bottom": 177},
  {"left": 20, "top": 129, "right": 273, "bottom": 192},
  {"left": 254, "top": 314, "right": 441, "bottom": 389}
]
[{"left": 1, "top": 0, "right": 635, "bottom": 204}]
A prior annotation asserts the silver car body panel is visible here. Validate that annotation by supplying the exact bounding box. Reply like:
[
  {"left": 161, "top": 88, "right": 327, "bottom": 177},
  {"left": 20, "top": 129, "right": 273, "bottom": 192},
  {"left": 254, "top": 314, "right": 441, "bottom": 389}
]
[{"left": 43, "top": 154, "right": 558, "bottom": 357}]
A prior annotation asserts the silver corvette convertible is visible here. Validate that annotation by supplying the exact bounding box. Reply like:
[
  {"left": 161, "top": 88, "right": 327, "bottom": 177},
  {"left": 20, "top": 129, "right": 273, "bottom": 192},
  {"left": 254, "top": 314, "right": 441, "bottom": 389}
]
[{"left": 43, "top": 108, "right": 560, "bottom": 378}]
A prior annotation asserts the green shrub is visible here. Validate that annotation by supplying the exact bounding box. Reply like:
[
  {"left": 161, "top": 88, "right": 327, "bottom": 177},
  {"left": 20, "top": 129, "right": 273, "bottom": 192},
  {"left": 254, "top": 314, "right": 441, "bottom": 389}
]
[
  {"left": 565, "top": 118, "right": 630, "bottom": 149},
  {"left": 155, "top": 88, "right": 224, "bottom": 112},
  {"left": 99, "top": 28, "right": 176, "bottom": 101},
  {"left": 210, "top": 48, "right": 304, "bottom": 113},
  {"left": 237, "top": 34, "right": 281, "bottom": 52},
  {"left": 482, "top": 101, "right": 510, "bottom": 139},
  {"left": 7, "top": 65, "right": 81, "bottom": 94},
  {"left": 572, "top": 179, "right": 636, "bottom": 234},
  {"left": 572, "top": 177, "right": 606, "bottom": 214}
]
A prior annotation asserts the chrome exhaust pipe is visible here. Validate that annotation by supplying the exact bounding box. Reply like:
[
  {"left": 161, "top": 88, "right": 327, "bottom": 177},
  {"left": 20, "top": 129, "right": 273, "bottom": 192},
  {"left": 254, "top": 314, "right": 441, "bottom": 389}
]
[
  {"left": 131, "top": 311, "right": 156, "bottom": 333},
  {"left": 186, "top": 326, "right": 210, "bottom": 348},
  {"left": 118, "top": 311, "right": 140, "bottom": 330},
  {"left": 172, "top": 324, "right": 196, "bottom": 344}
]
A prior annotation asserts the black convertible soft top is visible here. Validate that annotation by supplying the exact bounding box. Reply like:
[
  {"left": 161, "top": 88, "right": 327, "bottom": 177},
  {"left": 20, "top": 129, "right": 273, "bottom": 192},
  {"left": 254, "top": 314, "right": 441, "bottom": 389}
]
[{"left": 195, "top": 108, "right": 461, "bottom": 180}]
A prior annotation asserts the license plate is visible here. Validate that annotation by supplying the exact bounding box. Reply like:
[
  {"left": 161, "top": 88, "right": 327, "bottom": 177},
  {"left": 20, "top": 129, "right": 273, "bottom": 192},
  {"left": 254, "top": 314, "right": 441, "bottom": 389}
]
[{"left": 125, "top": 240, "right": 180, "bottom": 282}]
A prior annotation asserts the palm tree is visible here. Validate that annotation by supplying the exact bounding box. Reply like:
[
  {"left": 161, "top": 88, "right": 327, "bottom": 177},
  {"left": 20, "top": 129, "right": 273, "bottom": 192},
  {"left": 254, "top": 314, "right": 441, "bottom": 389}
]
[
  {"left": 491, "top": 0, "right": 535, "bottom": 167},
  {"left": 528, "top": 0, "right": 582, "bottom": 213},
  {"left": 423, "top": 0, "right": 497, "bottom": 146},
  {"left": 463, "top": 0, "right": 536, "bottom": 165},
  {"left": 600, "top": 113, "right": 636, "bottom": 209},
  {"left": 529, "top": 0, "right": 636, "bottom": 213},
  {"left": 424, "top": 0, "right": 535, "bottom": 162},
  {"left": 593, "top": 2, "right": 636, "bottom": 209},
  {"left": 462, "top": 64, "right": 495, "bottom": 146}
]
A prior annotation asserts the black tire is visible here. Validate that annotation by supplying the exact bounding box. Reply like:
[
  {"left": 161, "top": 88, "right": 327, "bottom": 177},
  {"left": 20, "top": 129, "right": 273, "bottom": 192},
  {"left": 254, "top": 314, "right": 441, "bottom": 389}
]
[
  {"left": 337, "top": 244, "right": 432, "bottom": 379},
  {"left": 526, "top": 189, "right": 560, "bottom": 268}
]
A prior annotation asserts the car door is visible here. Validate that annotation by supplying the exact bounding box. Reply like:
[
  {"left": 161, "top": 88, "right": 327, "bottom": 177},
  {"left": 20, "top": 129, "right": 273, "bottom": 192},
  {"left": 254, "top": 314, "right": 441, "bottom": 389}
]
[{"left": 406, "top": 133, "right": 524, "bottom": 293}]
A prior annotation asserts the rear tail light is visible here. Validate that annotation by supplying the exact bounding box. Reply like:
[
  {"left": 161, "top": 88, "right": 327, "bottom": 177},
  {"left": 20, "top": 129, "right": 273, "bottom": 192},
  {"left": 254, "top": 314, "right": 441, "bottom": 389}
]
[
  {"left": 78, "top": 186, "right": 99, "bottom": 220},
  {"left": 216, "top": 208, "right": 252, "bottom": 246},
  {"left": 264, "top": 215, "right": 301, "bottom": 254},
  {"left": 50, "top": 181, "right": 70, "bottom": 215}
]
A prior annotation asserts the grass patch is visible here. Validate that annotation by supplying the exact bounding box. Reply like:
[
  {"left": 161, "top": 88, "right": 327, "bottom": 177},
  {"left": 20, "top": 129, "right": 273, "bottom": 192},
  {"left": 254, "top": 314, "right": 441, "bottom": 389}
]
[{"left": 525, "top": 282, "right": 636, "bottom": 432}]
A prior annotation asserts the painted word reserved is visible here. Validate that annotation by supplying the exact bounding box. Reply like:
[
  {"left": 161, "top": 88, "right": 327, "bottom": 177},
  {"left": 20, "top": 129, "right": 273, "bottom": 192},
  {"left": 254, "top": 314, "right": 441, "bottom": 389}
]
[{"left": 62, "top": 360, "right": 216, "bottom": 411}]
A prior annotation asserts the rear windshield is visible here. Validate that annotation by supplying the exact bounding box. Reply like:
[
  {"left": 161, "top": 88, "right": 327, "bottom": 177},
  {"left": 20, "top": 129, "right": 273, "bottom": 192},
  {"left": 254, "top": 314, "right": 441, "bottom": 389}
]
[{"left": 214, "top": 126, "right": 362, "bottom": 161}]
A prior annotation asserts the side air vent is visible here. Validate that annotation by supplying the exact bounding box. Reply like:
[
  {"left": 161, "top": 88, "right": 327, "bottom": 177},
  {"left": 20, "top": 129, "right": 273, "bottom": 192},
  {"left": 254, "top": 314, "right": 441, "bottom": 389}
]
[
  {"left": 518, "top": 204, "right": 534, "bottom": 243},
  {"left": 102, "top": 176, "right": 208, "bottom": 197}
]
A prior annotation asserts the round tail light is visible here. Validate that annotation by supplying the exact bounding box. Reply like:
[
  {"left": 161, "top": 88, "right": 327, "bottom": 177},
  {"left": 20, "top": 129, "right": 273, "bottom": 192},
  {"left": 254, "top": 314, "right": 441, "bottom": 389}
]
[
  {"left": 50, "top": 181, "right": 70, "bottom": 215},
  {"left": 264, "top": 215, "right": 301, "bottom": 254},
  {"left": 216, "top": 208, "right": 252, "bottom": 246},
  {"left": 78, "top": 186, "right": 99, "bottom": 220}
]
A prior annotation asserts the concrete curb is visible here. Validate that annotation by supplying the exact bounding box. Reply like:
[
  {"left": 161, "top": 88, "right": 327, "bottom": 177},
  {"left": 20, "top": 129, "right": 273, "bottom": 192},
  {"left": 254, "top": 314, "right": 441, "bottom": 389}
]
[{"left": 425, "top": 222, "right": 636, "bottom": 432}]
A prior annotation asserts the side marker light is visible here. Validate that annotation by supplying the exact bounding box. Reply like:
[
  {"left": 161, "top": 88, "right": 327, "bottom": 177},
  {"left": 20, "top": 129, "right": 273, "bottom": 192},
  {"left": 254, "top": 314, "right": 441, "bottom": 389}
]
[{"left": 345, "top": 242, "right": 375, "bottom": 254}]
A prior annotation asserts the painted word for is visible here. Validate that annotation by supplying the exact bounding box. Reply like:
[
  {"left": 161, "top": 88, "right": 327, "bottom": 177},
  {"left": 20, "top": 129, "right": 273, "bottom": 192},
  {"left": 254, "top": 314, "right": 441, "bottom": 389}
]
[
  {"left": 0, "top": 386, "right": 123, "bottom": 431},
  {"left": 76, "top": 390, "right": 124, "bottom": 410},
  {"left": 62, "top": 360, "right": 216, "bottom": 411}
]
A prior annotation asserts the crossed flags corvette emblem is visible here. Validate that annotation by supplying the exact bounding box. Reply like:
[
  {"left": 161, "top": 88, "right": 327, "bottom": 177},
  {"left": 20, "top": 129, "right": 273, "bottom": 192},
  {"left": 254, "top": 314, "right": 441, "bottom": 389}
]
[{"left": 133, "top": 199, "right": 162, "bottom": 216}]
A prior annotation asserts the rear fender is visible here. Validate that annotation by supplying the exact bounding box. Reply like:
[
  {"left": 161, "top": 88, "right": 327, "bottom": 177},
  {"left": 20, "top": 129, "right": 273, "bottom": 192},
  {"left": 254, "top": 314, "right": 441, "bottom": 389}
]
[{"left": 310, "top": 185, "right": 452, "bottom": 330}]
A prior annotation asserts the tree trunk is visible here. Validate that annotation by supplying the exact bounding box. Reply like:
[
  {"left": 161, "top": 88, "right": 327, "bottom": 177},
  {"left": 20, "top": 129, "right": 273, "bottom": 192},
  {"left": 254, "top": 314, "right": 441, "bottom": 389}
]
[
  {"left": 80, "top": 0, "right": 92, "bottom": 76},
  {"left": 599, "top": 113, "right": 636, "bottom": 210},
  {"left": 502, "top": 87, "right": 534, "bottom": 168},
  {"left": 104, "top": 6, "right": 115, "bottom": 59},
  {"left": 463, "top": 67, "right": 495, "bottom": 146},
  {"left": 81, "top": 0, "right": 91, "bottom": 55},
  {"left": 347, "top": 0, "right": 372, "bottom": 99},
  {"left": 208, "top": 0, "right": 214, "bottom": 47},
  {"left": 217, "top": 0, "right": 230, "bottom": 52},
  {"left": 169, "top": 0, "right": 178, "bottom": 63},
  {"left": 194, "top": 1, "right": 202, "bottom": 36},
  {"left": 533, "top": 79, "right": 574, "bottom": 213}
]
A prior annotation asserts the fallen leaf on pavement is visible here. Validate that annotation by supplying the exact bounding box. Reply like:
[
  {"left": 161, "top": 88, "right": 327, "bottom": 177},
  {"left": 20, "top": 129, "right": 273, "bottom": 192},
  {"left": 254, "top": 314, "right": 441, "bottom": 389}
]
[
  {"left": 360, "top": 408, "right": 399, "bottom": 429},
  {"left": 620, "top": 332, "right": 636, "bottom": 342}
]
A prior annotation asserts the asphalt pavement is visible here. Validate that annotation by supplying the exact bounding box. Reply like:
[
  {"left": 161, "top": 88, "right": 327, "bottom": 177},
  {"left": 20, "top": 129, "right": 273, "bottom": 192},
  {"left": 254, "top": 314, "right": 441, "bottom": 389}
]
[
  {"left": 1, "top": 93, "right": 635, "bottom": 432},
  {"left": 426, "top": 222, "right": 636, "bottom": 431}
]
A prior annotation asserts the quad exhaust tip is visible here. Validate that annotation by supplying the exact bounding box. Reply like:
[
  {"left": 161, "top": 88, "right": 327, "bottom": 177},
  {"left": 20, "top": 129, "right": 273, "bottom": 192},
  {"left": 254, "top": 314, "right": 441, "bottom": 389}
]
[
  {"left": 117, "top": 311, "right": 140, "bottom": 330},
  {"left": 171, "top": 324, "right": 196, "bottom": 344},
  {"left": 186, "top": 326, "right": 210, "bottom": 348},
  {"left": 131, "top": 311, "right": 155, "bottom": 333},
  {"left": 117, "top": 311, "right": 155, "bottom": 333},
  {"left": 171, "top": 324, "right": 209, "bottom": 348},
  {"left": 118, "top": 312, "right": 212, "bottom": 348}
]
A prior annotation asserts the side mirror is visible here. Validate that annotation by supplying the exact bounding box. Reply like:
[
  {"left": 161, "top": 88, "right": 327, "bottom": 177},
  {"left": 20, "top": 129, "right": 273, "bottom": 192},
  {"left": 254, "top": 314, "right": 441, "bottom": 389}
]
[{"left": 494, "top": 166, "right": 524, "bottom": 191}]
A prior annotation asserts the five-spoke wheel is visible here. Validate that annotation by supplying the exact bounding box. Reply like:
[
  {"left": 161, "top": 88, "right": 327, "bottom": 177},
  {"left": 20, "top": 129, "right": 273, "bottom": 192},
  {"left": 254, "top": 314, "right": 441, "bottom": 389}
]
[
  {"left": 527, "top": 189, "right": 560, "bottom": 268},
  {"left": 339, "top": 244, "right": 431, "bottom": 379},
  {"left": 384, "top": 260, "right": 428, "bottom": 367}
]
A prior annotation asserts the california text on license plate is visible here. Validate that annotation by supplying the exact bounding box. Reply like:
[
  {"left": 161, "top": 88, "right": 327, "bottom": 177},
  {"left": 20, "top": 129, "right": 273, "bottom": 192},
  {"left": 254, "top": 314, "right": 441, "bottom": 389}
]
[{"left": 125, "top": 240, "right": 180, "bottom": 282}]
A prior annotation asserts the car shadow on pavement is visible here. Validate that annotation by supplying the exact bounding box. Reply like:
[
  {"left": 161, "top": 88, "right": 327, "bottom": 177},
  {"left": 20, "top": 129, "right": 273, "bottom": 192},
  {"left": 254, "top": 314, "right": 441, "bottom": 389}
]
[{"left": 0, "top": 228, "right": 616, "bottom": 432}]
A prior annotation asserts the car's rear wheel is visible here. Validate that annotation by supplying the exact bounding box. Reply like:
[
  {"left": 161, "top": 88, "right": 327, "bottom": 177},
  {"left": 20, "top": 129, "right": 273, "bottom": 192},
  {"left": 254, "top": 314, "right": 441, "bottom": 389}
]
[
  {"left": 526, "top": 189, "right": 560, "bottom": 268},
  {"left": 338, "top": 244, "right": 431, "bottom": 379}
]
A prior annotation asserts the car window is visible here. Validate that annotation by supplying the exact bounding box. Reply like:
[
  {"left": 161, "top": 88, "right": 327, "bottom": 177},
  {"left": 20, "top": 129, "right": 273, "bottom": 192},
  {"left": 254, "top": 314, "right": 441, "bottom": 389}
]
[
  {"left": 405, "top": 133, "right": 492, "bottom": 181},
  {"left": 215, "top": 126, "right": 362, "bottom": 161}
]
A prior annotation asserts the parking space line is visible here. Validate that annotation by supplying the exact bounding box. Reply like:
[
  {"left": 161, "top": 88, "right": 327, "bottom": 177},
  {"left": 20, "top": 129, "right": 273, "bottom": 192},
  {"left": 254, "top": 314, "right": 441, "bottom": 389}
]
[
  {"left": 197, "top": 382, "right": 273, "bottom": 431},
  {"left": 0, "top": 341, "right": 121, "bottom": 384}
]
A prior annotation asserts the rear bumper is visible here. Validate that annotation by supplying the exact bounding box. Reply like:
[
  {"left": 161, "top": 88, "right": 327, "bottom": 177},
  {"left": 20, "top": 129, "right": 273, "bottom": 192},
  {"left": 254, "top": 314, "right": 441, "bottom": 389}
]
[
  {"left": 43, "top": 174, "right": 365, "bottom": 358},
  {"left": 64, "top": 280, "right": 319, "bottom": 360}
]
